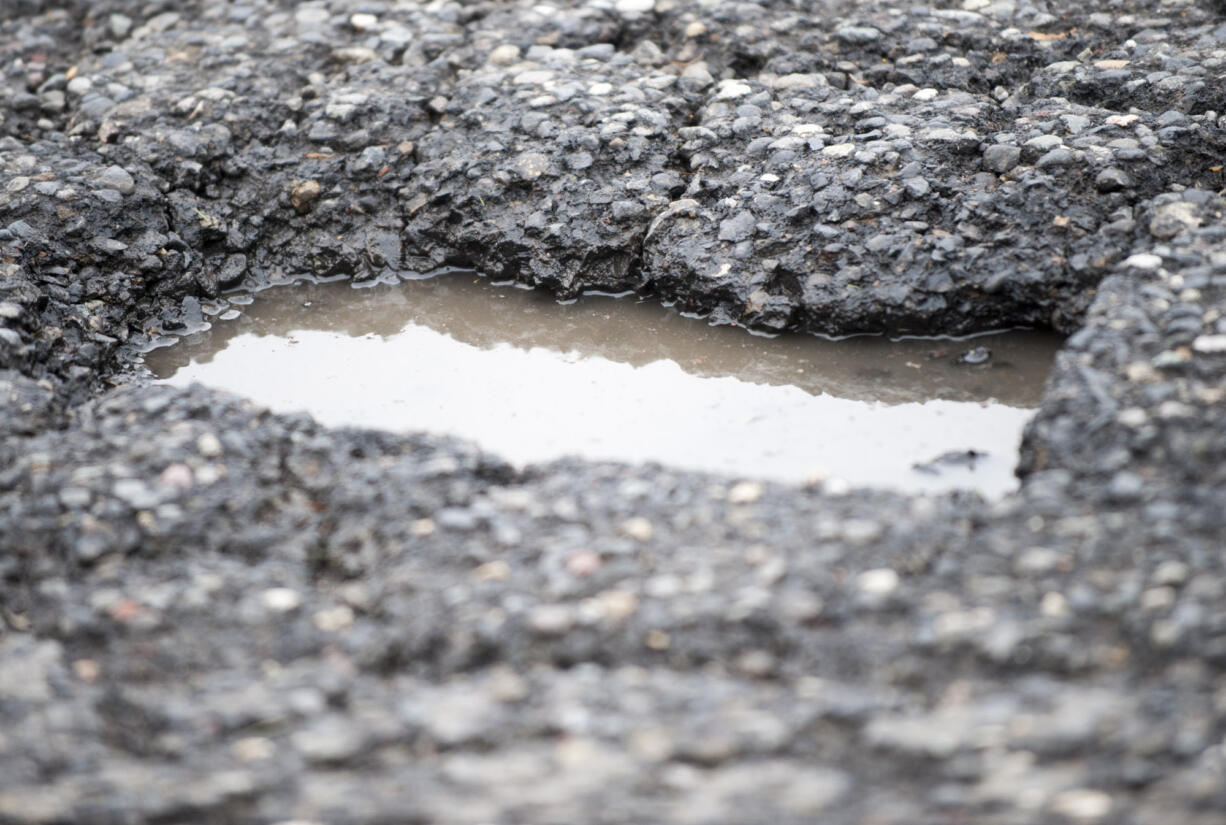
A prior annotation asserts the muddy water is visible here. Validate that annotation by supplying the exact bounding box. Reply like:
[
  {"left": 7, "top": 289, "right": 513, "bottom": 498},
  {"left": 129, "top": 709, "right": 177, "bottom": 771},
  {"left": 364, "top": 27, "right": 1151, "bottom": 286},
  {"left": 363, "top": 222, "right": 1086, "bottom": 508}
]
[{"left": 146, "top": 274, "right": 1062, "bottom": 497}]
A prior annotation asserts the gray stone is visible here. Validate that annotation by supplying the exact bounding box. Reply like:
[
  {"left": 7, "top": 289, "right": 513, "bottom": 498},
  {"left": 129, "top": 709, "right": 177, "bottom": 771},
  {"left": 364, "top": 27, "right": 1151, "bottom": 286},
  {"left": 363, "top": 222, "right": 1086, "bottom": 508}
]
[
  {"left": 1036, "top": 147, "right": 1075, "bottom": 169},
  {"left": 718, "top": 211, "right": 756, "bottom": 243},
  {"left": 92, "top": 166, "right": 136, "bottom": 195},
  {"left": 982, "top": 144, "right": 1020, "bottom": 173},
  {"left": 1095, "top": 168, "right": 1131, "bottom": 192}
]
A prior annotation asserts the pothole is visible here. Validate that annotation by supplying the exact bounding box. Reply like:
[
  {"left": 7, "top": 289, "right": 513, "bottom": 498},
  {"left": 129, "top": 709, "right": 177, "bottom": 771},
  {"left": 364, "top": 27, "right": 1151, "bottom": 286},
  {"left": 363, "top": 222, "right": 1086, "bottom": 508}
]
[{"left": 143, "top": 273, "right": 1061, "bottom": 498}]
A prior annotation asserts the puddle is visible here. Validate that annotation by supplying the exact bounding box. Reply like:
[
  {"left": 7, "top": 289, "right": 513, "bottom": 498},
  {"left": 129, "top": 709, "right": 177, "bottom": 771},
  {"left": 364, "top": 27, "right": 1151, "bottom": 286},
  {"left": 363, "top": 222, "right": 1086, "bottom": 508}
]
[{"left": 145, "top": 274, "right": 1062, "bottom": 498}]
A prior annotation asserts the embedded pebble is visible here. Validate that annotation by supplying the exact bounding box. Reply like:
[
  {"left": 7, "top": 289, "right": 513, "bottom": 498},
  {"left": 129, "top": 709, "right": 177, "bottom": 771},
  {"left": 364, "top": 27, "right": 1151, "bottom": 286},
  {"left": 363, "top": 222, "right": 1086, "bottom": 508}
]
[
  {"left": 261, "top": 588, "right": 302, "bottom": 613},
  {"left": 857, "top": 568, "right": 900, "bottom": 596}
]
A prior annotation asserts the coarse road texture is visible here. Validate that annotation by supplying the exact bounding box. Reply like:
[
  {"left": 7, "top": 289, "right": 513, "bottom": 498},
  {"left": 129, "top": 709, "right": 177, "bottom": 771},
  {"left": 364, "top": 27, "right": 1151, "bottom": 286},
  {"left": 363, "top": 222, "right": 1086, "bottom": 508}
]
[{"left": 3, "top": 1, "right": 1226, "bottom": 823}]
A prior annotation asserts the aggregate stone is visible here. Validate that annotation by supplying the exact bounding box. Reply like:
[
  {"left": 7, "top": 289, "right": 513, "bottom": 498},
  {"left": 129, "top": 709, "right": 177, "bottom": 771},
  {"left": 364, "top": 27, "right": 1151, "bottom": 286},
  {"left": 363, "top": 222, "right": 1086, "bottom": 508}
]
[
  {"left": 3, "top": 1, "right": 1226, "bottom": 824},
  {"left": 89, "top": 165, "right": 135, "bottom": 195},
  {"left": 1096, "top": 167, "right": 1132, "bottom": 192}
]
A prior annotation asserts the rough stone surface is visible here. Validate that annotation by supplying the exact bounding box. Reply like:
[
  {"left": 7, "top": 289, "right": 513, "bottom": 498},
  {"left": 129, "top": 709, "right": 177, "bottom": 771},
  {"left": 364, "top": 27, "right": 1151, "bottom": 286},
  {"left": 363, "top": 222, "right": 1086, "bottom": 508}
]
[{"left": 4, "top": 1, "right": 1226, "bottom": 824}]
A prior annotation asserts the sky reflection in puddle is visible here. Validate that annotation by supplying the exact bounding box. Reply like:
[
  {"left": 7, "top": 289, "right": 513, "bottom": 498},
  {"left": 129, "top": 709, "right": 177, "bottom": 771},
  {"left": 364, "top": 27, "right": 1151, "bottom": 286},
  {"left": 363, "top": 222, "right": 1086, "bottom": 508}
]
[{"left": 147, "top": 275, "right": 1061, "bottom": 498}]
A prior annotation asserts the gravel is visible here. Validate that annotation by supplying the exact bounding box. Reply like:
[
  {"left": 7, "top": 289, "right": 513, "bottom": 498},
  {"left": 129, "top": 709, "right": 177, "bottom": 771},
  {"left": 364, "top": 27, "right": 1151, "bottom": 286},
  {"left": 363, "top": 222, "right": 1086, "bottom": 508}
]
[{"left": 3, "top": 1, "right": 1226, "bottom": 823}]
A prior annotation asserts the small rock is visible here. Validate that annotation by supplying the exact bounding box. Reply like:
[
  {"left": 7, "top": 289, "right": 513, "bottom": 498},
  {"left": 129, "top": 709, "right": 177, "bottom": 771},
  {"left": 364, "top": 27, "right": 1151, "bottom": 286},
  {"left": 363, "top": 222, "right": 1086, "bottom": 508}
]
[
  {"left": 1036, "top": 147, "right": 1074, "bottom": 169},
  {"left": 615, "top": 0, "right": 655, "bottom": 15},
  {"left": 513, "top": 152, "right": 549, "bottom": 182},
  {"left": 66, "top": 76, "right": 91, "bottom": 96},
  {"left": 957, "top": 346, "right": 991, "bottom": 365},
  {"left": 232, "top": 737, "right": 275, "bottom": 763},
  {"left": 473, "top": 560, "right": 511, "bottom": 582},
  {"left": 1095, "top": 167, "right": 1131, "bottom": 192},
  {"left": 291, "top": 717, "right": 365, "bottom": 764},
  {"left": 1151, "top": 560, "right": 1189, "bottom": 586},
  {"left": 922, "top": 127, "right": 975, "bottom": 143},
  {"left": 1193, "top": 335, "right": 1226, "bottom": 353},
  {"left": 1140, "top": 586, "right": 1175, "bottom": 611},
  {"left": 565, "top": 550, "right": 602, "bottom": 577},
  {"left": 312, "top": 605, "right": 354, "bottom": 632},
  {"left": 982, "top": 144, "right": 1020, "bottom": 174},
  {"left": 718, "top": 211, "right": 756, "bottom": 243},
  {"left": 158, "top": 463, "right": 193, "bottom": 489},
  {"left": 1015, "top": 546, "right": 1064, "bottom": 575},
  {"left": 196, "top": 432, "right": 223, "bottom": 457},
  {"left": 487, "top": 44, "right": 521, "bottom": 65},
  {"left": 622, "top": 517, "right": 654, "bottom": 542},
  {"left": 1050, "top": 789, "right": 1112, "bottom": 821},
  {"left": 113, "top": 479, "right": 159, "bottom": 510},
  {"left": 857, "top": 568, "right": 899, "bottom": 596},
  {"left": 714, "top": 79, "right": 752, "bottom": 100},
  {"left": 58, "top": 487, "right": 92, "bottom": 509},
  {"left": 419, "top": 690, "right": 499, "bottom": 745},
  {"left": 644, "top": 629, "right": 670, "bottom": 650},
  {"left": 332, "top": 47, "right": 377, "bottom": 64},
  {"left": 218, "top": 254, "right": 247, "bottom": 289},
  {"left": 680, "top": 62, "right": 714, "bottom": 91},
  {"left": 821, "top": 142, "right": 856, "bottom": 159},
  {"left": 528, "top": 604, "right": 574, "bottom": 635},
  {"left": 261, "top": 588, "right": 302, "bottom": 613},
  {"left": 109, "top": 13, "right": 133, "bottom": 39},
  {"left": 728, "top": 480, "right": 764, "bottom": 504},
  {"left": 735, "top": 649, "right": 776, "bottom": 677},
  {"left": 295, "top": 7, "right": 331, "bottom": 26},
  {"left": 1108, "top": 472, "right": 1145, "bottom": 501},
  {"left": 1040, "top": 591, "right": 1069, "bottom": 618},
  {"left": 1149, "top": 202, "right": 1201, "bottom": 239},
  {"left": 904, "top": 177, "right": 930, "bottom": 198},
  {"left": 565, "top": 151, "right": 593, "bottom": 171},
  {"left": 835, "top": 26, "right": 881, "bottom": 44},
  {"left": 1025, "top": 134, "right": 1063, "bottom": 152},
  {"left": 1124, "top": 253, "right": 1162, "bottom": 271},
  {"left": 843, "top": 520, "right": 882, "bottom": 544},
  {"left": 290, "top": 179, "right": 321, "bottom": 213},
  {"left": 611, "top": 200, "right": 645, "bottom": 222}
]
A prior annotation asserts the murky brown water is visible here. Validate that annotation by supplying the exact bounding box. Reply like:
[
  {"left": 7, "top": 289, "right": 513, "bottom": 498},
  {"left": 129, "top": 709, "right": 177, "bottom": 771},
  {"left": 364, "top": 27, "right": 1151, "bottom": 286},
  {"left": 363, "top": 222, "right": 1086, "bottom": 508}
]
[{"left": 146, "top": 274, "right": 1062, "bottom": 497}]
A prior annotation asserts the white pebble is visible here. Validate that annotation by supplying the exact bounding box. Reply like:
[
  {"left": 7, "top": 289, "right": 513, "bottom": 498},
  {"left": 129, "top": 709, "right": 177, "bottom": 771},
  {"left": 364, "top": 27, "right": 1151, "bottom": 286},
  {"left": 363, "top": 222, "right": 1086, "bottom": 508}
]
[
  {"left": 313, "top": 605, "right": 354, "bottom": 632},
  {"left": 714, "top": 79, "right": 752, "bottom": 100},
  {"left": 622, "top": 517, "right": 654, "bottom": 542},
  {"left": 728, "top": 480, "right": 764, "bottom": 504},
  {"left": 1192, "top": 334, "right": 1226, "bottom": 353},
  {"left": 615, "top": 0, "right": 655, "bottom": 15},
  {"left": 857, "top": 568, "right": 899, "bottom": 596},
  {"left": 1123, "top": 253, "right": 1162, "bottom": 270},
  {"left": 821, "top": 142, "right": 856, "bottom": 158},
  {"left": 1050, "top": 789, "right": 1112, "bottom": 821},
  {"left": 487, "top": 44, "right": 521, "bottom": 65},
  {"left": 196, "top": 432, "right": 223, "bottom": 457},
  {"left": 261, "top": 588, "right": 302, "bottom": 613}
]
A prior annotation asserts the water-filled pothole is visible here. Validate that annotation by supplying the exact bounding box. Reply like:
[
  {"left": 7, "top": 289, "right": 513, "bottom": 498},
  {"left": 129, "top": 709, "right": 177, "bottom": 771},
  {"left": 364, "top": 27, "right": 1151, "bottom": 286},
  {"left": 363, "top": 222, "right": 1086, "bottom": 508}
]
[{"left": 145, "top": 274, "right": 1061, "bottom": 498}]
